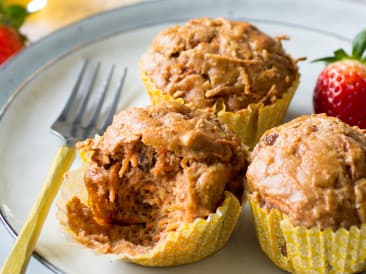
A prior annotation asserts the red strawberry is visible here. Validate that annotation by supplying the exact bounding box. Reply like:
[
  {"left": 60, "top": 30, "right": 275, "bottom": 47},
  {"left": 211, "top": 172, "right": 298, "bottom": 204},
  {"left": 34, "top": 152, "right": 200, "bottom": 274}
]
[
  {"left": 0, "top": 24, "right": 24, "bottom": 63},
  {"left": 0, "top": 3, "right": 29, "bottom": 65},
  {"left": 313, "top": 29, "right": 366, "bottom": 128}
]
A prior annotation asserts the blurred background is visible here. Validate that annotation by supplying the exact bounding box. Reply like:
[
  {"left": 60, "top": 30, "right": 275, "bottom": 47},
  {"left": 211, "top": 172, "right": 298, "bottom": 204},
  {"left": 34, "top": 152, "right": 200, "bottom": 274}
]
[{"left": 3, "top": 0, "right": 140, "bottom": 41}]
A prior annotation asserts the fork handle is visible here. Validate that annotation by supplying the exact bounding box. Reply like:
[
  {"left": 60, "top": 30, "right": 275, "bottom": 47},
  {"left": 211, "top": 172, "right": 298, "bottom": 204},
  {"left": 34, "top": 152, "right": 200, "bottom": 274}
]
[{"left": 0, "top": 145, "right": 76, "bottom": 274}]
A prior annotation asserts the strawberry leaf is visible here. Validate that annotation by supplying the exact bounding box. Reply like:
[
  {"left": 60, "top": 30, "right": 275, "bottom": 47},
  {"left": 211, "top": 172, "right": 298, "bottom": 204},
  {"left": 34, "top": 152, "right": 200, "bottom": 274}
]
[
  {"left": 352, "top": 29, "right": 366, "bottom": 59},
  {"left": 312, "top": 56, "right": 340, "bottom": 63},
  {"left": 2, "top": 5, "right": 29, "bottom": 29},
  {"left": 334, "top": 48, "right": 349, "bottom": 59}
]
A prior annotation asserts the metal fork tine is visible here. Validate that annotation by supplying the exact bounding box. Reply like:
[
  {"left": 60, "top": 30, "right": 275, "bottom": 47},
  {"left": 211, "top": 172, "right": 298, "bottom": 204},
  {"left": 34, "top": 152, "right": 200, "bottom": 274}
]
[
  {"left": 73, "top": 62, "right": 101, "bottom": 125},
  {"left": 58, "top": 59, "right": 89, "bottom": 121},
  {"left": 84, "top": 65, "right": 115, "bottom": 130},
  {"left": 51, "top": 61, "right": 127, "bottom": 144},
  {"left": 99, "top": 67, "right": 127, "bottom": 132}
]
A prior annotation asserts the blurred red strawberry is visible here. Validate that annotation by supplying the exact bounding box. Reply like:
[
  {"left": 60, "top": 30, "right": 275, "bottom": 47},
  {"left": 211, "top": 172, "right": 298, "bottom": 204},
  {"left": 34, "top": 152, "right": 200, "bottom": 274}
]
[
  {"left": 314, "top": 60, "right": 366, "bottom": 128},
  {"left": 313, "top": 29, "right": 366, "bottom": 128},
  {"left": 0, "top": 3, "right": 28, "bottom": 65}
]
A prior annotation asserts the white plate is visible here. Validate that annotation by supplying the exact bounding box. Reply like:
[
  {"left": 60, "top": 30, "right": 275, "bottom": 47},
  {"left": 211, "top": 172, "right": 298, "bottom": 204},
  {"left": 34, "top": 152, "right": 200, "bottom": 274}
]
[{"left": 0, "top": 0, "right": 364, "bottom": 273}]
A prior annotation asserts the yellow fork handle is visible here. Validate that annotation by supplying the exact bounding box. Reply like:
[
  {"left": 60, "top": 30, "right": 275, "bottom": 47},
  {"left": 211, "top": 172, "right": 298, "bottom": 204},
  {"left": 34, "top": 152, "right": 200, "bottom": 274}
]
[{"left": 0, "top": 145, "right": 76, "bottom": 274}]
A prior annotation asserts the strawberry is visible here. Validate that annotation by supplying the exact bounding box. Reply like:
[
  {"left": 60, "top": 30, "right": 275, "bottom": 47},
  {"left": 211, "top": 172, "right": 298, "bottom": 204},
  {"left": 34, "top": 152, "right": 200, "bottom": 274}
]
[
  {"left": 313, "top": 29, "right": 366, "bottom": 128},
  {"left": 0, "top": 2, "right": 28, "bottom": 65}
]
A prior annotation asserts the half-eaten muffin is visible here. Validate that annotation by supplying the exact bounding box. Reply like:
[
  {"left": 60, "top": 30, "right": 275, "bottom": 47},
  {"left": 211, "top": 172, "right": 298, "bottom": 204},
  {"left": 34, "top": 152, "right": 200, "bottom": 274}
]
[{"left": 57, "top": 101, "right": 248, "bottom": 266}]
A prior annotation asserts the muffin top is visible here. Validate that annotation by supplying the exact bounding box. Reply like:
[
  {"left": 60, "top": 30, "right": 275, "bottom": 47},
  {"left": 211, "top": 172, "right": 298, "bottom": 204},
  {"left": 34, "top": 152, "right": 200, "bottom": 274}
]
[
  {"left": 72, "top": 101, "right": 247, "bottom": 253},
  {"left": 140, "top": 17, "right": 298, "bottom": 112},
  {"left": 247, "top": 114, "right": 366, "bottom": 230},
  {"left": 82, "top": 101, "right": 246, "bottom": 168}
]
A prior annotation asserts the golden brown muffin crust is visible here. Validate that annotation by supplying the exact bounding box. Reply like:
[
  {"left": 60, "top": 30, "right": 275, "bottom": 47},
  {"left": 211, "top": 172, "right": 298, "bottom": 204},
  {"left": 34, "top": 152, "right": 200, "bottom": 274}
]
[
  {"left": 247, "top": 114, "right": 366, "bottom": 230},
  {"left": 140, "top": 17, "right": 298, "bottom": 112},
  {"left": 69, "top": 101, "right": 247, "bottom": 252}
]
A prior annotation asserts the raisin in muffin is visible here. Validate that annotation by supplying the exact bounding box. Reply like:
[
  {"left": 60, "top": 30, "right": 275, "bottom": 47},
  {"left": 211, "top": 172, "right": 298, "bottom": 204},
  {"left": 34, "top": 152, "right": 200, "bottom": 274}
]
[
  {"left": 57, "top": 101, "right": 247, "bottom": 266},
  {"left": 247, "top": 114, "right": 366, "bottom": 273},
  {"left": 140, "top": 17, "right": 300, "bottom": 148}
]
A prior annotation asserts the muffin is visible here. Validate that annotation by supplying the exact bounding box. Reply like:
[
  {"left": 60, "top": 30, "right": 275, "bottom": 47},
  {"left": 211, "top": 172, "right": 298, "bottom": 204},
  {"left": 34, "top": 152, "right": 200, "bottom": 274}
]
[
  {"left": 57, "top": 101, "right": 248, "bottom": 266},
  {"left": 246, "top": 114, "right": 366, "bottom": 273},
  {"left": 140, "top": 17, "right": 300, "bottom": 148}
]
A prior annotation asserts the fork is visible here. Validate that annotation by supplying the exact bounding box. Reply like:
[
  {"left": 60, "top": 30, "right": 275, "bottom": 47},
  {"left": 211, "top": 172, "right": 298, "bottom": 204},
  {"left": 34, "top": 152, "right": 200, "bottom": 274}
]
[{"left": 0, "top": 60, "right": 127, "bottom": 274}]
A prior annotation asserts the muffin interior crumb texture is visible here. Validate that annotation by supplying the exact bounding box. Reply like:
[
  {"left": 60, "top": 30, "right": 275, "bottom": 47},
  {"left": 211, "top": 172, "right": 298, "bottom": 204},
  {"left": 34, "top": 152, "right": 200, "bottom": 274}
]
[
  {"left": 66, "top": 102, "right": 247, "bottom": 255},
  {"left": 247, "top": 114, "right": 366, "bottom": 230},
  {"left": 140, "top": 17, "right": 298, "bottom": 112}
]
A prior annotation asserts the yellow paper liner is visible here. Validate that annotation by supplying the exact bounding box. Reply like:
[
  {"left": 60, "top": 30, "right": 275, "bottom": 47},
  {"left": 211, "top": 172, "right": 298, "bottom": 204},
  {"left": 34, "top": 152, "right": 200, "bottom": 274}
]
[
  {"left": 56, "top": 168, "right": 243, "bottom": 266},
  {"left": 140, "top": 72, "right": 299, "bottom": 149},
  {"left": 249, "top": 196, "right": 366, "bottom": 273}
]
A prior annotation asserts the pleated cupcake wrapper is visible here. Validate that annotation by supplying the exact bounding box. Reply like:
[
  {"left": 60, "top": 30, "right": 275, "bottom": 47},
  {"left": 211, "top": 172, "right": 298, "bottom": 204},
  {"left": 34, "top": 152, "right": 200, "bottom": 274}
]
[
  {"left": 56, "top": 168, "right": 243, "bottom": 266},
  {"left": 140, "top": 72, "right": 299, "bottom": 149},
  {"left": 249, "top": 196, "right": 366, "bottom": 273},
  {"left": 140, "top": 73, "right": 185, "bottom": 106},
  {"left": 215, "top": 86, "right": 296, "bottom": 149}
]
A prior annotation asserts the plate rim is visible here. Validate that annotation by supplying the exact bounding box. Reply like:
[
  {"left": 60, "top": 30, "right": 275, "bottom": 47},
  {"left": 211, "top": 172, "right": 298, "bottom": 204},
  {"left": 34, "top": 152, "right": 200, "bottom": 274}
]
[{"left": 0, "top": 0, "right": 364, "bottom": 273}]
